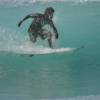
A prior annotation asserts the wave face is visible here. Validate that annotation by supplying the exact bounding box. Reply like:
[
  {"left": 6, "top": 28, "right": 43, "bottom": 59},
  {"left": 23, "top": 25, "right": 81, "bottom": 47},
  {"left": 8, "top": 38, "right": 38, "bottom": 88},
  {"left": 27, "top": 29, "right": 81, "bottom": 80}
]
[{"left": 0, "top": 1, "right": 100, "bottom": 100}]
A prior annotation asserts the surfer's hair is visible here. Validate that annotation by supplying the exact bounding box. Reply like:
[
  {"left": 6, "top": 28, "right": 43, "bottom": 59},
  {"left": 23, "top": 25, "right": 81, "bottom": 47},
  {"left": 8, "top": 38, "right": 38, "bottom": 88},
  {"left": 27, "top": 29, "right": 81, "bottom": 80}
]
[{"left": 45, "top": 7, "right": 55, "bottom": 14}]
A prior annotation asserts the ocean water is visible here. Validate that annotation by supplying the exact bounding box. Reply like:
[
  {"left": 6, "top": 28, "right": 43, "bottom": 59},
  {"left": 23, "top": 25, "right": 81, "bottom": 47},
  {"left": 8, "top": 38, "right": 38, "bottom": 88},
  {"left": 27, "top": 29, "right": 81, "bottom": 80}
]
[{"left": 0, "top": 0, "right": 100, "bottom": 100}]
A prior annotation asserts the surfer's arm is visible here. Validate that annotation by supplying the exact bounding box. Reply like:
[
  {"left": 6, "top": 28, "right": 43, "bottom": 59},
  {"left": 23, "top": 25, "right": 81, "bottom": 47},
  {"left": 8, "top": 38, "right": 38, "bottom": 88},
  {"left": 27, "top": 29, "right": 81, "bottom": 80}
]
[
  {"left": 49, "top": 20, "right": 59, "bottom": 39},
  {"left": 18, "top": 13, "right": 40, "bottom": 27}
]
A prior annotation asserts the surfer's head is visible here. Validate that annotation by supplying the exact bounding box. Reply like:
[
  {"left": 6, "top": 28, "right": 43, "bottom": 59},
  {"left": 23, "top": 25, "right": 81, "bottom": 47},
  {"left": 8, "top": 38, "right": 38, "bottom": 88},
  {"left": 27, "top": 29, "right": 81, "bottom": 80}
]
[{"left": 44, "top": 7, "right": 54, "bottom": 19}]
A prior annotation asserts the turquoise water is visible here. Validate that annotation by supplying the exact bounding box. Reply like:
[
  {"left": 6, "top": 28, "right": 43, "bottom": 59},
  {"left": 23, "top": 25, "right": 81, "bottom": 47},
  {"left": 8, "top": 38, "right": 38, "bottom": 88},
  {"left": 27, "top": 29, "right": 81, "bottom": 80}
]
[{"left": 0, "top": 0, "right": 100, "bottom": 100}]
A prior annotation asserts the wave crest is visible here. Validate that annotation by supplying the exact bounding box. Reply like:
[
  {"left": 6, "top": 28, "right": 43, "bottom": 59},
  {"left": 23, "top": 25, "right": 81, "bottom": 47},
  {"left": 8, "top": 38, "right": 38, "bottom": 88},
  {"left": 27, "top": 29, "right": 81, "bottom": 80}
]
[{"left": 0, "top": 0, "right": 100, "bottom": 7}]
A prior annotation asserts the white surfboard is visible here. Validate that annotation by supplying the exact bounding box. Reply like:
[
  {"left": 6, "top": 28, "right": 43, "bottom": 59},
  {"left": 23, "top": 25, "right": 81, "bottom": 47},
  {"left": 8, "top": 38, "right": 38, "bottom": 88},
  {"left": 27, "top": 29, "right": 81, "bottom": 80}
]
[
  {"left": 13, "top": 45, "right": 84, "bottom": 56},
  {"left": 15, "top": 47, "right": 76, "bottom": 55}
]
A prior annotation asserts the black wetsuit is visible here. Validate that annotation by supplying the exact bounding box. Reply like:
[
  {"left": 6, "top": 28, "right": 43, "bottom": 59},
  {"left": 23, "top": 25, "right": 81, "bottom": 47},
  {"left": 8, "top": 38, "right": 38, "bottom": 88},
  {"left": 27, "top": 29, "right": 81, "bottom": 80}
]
[{"left": 18, "top": 13, "right": 58, "bottom": 48}]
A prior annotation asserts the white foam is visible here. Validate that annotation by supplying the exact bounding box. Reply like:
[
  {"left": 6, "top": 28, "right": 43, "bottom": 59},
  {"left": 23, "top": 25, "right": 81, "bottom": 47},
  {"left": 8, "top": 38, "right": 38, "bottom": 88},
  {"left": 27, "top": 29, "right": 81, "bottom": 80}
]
[
  {"left": 0, "top": 26, "right": 28, "bottom": 49},
  {"left": 0, "top": 0, "right": 100, "bottom": 7}
]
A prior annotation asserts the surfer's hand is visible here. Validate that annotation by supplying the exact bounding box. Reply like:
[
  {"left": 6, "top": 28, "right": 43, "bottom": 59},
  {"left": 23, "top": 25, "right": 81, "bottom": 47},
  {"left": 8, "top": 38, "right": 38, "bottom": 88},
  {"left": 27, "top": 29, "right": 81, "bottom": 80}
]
[
  {"left": 55, "top": 34, "right": 58, "bottom": 39},
  {"left": 18, "top": 20, "right": 22, "bottom": 27}
]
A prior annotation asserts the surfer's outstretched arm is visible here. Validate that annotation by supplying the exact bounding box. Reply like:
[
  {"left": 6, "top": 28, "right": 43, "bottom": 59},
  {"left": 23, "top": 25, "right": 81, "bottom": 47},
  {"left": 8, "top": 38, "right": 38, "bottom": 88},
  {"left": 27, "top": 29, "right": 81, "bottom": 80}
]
[
  {"left": 18, "top": 13, "right": 40, "bottom": 27},
  {"left": 49, "top": 20, "right": 59, "bottom": 39}
]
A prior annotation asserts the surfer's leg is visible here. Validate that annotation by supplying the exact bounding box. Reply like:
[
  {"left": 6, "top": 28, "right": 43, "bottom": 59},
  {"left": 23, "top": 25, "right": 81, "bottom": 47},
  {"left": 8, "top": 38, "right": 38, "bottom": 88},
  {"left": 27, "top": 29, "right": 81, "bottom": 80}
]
[
  {"left": 28, "top": 28, "right": 37, "bottom": 43},
  {"left": 43, "top": 31, "right": 53, "bottom": 48},
  {"left": 44, "top": 31, "right": 53, "bottom": 48},
  {"left": 48, "top": 38, "right": 53, "bottom": 48}
]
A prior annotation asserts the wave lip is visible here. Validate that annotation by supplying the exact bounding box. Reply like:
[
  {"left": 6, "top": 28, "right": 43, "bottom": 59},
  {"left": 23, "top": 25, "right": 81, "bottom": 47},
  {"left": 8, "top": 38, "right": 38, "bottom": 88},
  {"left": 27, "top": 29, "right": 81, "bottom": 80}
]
[{"left": 0, "top": 0, "right": 100, "bottom": 7}]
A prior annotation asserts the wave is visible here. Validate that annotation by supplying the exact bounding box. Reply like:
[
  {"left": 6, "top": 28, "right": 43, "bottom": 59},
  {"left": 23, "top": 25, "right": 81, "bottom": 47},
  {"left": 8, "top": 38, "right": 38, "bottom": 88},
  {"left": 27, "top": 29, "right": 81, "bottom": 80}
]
[{"left": 0, "top": 0, "right": 100, "bottom": 7}]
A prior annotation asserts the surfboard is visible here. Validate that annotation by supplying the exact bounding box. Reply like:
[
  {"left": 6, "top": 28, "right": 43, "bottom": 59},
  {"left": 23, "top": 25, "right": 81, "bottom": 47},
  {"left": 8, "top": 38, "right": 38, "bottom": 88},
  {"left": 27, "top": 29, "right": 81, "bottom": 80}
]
[
  {"left": 17, "top": 45, "right": 84, "bottom": 56},
  {"left": 17, "top": 47, "right": 75, "bottom": 56}
]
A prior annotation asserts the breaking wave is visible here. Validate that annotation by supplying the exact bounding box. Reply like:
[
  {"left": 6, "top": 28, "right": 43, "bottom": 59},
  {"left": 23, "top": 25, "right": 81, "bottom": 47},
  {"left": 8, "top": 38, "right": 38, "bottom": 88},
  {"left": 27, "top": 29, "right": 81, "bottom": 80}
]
[{"left": 0, "top": 0, "right": 100, "bottom": 7}]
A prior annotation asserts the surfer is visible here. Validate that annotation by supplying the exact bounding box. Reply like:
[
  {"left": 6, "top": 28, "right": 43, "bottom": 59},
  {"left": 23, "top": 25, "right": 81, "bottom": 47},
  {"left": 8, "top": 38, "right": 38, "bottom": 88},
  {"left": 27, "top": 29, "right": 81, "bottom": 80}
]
[{"left": 18, "top": 7, "right": 59, "bottom": 48}]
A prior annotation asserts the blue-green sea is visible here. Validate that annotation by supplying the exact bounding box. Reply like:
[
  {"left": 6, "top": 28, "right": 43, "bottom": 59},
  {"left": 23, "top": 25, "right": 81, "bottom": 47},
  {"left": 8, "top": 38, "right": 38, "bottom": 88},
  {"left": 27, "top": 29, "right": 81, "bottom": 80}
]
[{"left": 0, "top": 0, "right": 100, "bottom": 100}]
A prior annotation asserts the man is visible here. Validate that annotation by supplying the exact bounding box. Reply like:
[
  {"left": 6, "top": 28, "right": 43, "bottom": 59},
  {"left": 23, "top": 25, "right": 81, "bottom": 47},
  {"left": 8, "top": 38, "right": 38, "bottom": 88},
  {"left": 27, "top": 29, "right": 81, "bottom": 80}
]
[{"left": 18, "top": 7, "right": 59, "bottom": 48}]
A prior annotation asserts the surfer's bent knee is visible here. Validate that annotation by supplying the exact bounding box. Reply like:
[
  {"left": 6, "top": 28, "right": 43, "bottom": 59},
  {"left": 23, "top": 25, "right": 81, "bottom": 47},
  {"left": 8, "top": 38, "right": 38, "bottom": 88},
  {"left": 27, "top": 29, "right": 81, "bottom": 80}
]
[{"left": 28, "top": 31, "right": 37, "bottom": 43}]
